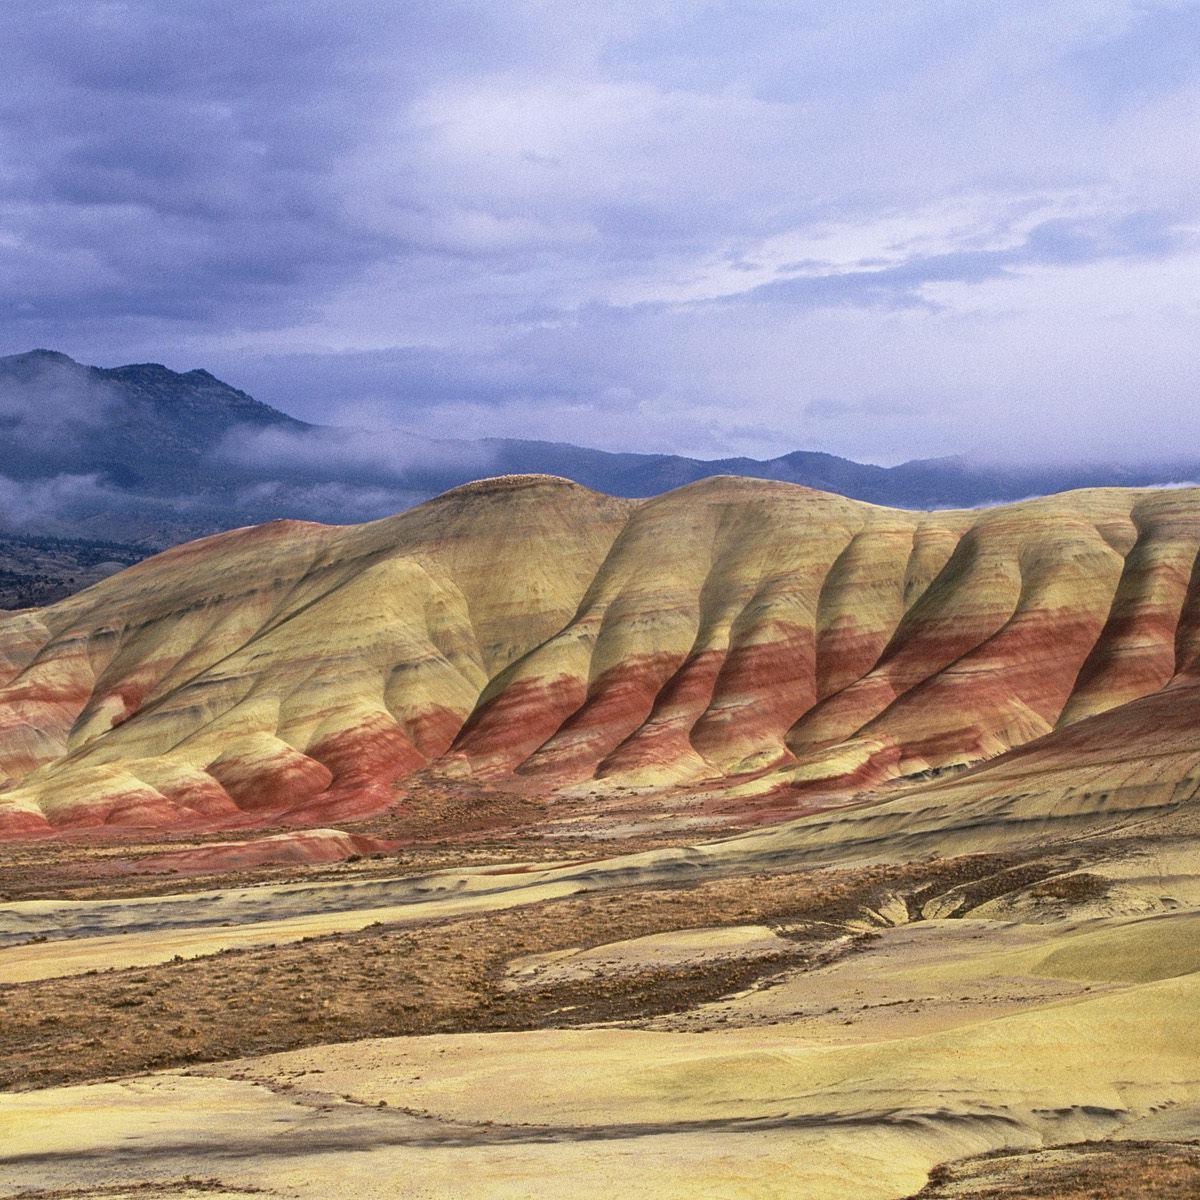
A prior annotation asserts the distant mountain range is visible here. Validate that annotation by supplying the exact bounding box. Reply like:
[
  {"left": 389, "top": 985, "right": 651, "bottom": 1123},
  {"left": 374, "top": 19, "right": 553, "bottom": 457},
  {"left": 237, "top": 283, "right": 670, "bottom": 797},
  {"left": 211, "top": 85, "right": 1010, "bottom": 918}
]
[
  {"left": 6, "top": 474, "right": 1200, "bottom": 836},
  {"left": 0, "top": 347, "right": 1196, "bottom": 604}
]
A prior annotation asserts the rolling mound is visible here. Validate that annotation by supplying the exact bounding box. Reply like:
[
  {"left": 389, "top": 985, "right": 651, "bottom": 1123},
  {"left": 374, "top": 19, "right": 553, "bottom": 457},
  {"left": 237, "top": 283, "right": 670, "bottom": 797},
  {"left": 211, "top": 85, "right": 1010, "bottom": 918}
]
[{"left": 1, "top": 474, "right": 1199, "bottom": 837}]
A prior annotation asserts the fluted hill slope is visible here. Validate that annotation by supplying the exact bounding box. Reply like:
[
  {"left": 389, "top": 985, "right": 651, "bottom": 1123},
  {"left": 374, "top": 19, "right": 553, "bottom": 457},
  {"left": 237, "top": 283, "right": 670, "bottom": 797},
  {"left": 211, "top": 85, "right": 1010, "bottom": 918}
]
[{"left": 1, "top": 474, "right": 1199, "bottom": 836}]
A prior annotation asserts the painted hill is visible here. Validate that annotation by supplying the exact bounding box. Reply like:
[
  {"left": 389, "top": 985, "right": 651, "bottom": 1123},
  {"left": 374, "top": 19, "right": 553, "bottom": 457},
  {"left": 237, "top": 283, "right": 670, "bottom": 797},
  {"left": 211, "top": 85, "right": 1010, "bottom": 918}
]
[{"left": 1, "top": 474, "right": 1198, "bottom": 836}]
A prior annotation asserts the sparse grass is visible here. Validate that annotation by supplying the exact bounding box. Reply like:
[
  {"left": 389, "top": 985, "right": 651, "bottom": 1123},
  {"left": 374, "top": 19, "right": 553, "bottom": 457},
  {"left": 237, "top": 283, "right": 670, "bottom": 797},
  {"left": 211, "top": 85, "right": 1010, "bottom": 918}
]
[
  {"left": 905, "top": 1139, "right": 1200, "bottom": 1199},
  {"left": 0, "top": 779, "right": 712, "bottom": 903},
  {"left": 0, "top": 848, "right": 1074, "bottom": 1091},
  {"left": 0, "top": 1182, "right": 265, "bottom": 1199}
]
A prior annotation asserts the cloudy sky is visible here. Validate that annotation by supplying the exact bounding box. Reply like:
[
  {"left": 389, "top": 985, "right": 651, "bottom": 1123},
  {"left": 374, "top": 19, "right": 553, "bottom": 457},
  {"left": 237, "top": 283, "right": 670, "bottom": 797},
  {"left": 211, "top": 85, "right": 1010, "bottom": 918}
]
[{"left": 0, "top": 1, "right": 1196, "bottom": 464}]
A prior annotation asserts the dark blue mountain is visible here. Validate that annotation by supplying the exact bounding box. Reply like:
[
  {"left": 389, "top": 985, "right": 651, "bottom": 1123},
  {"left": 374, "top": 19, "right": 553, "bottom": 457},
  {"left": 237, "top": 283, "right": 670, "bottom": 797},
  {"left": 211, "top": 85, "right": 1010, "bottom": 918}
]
[{"left": 1, "top": 350, "right": 1195, "bottom": 570}]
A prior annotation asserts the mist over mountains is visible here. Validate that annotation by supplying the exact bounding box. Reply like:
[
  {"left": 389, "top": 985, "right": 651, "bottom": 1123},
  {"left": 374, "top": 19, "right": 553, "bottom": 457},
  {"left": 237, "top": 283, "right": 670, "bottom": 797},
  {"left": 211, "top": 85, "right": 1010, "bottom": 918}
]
[{"left": 1, "top": 347, "right": 1197, "bottom": 598}]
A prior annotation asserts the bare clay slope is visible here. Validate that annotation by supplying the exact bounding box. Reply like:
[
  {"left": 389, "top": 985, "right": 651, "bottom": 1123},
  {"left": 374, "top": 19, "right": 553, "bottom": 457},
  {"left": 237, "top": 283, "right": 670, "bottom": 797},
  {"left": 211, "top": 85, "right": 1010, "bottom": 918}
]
[{"left": 1, "top": 475, "right": 1199, "bottom": 835}]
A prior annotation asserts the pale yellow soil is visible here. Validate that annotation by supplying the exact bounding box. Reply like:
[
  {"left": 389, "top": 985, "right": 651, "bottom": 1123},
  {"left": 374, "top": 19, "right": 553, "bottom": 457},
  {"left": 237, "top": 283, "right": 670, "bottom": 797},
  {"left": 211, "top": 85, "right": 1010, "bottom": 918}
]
[
  {"left": 2, "top": 674, "right": 1199, "bottom": 1198},
  {"left": 4, "top": 881, "right": 1200, "bottom": 1200},
  {"left": 0, "top": 871, "right": 583, "bottom": 983},
  {"left": 504, "top": 922, "right": 789, "bottom": 987}
]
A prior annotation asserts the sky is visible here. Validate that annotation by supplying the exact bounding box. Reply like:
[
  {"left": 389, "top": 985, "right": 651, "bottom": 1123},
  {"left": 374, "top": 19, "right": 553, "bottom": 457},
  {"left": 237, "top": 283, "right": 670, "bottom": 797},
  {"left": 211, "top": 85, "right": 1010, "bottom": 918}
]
[{"left": 0, "top": 1, "right": 1197, "bottom": 465}]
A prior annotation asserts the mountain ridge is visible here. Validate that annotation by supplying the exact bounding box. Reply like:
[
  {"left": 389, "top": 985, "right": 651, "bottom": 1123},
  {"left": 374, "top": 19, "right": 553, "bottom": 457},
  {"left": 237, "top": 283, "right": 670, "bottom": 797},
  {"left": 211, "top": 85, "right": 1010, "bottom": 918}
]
[
  {"left": 4, "top": 346, "right": 1197, "bottom": 610},
  {"left": 4, "top": 346, "right": 1199, "bottom": 531}
]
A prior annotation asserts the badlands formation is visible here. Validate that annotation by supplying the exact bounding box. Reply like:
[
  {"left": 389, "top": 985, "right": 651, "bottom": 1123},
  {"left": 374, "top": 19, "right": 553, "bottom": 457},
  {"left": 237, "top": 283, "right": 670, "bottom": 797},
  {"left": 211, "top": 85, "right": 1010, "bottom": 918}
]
[
  {"left": 2, "top": 476, "right": 1200, "bottom": 1199},
  {"left": 2, "top": 473, "right": 1200, "bottom": 835}
]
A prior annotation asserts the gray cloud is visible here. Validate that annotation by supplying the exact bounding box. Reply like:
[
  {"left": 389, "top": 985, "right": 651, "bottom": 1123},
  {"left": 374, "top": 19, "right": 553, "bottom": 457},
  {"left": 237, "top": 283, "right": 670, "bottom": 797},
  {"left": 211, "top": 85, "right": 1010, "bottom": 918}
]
[
  {"left": 1067, "top": 2, "right": 1200, "bottom": 106},
  {"left": 215, "top": 421, "right": 497, "bottom": 490},
  {"left": 737, "top": 210, "right": 1191, "bottom": 311},
  {"left": 0, "top": 353, "right": 121, "bottom": 462},
  {"left": 0, "top": 1, "right": 1197, "bottom": 467},
  {"left": 0, "top": 472, "right": 115, "bottom": 529}
]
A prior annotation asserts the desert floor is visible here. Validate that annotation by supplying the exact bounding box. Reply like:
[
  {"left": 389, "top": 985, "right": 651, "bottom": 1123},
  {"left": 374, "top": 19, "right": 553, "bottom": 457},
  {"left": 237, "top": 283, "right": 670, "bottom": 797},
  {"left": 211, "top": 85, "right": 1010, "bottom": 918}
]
[{"left": 3, "top": 795, "right": 1200, "bottom": 1200}]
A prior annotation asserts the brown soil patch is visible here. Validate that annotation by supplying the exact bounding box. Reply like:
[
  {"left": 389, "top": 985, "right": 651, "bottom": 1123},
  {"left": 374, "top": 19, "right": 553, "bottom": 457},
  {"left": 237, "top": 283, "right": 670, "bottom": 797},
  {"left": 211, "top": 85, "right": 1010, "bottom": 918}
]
[
  {"left": 905, "top": 1139, "right": 1200, "bottom": 1199},
  {"left": 0, "top": 848, "right": 1080, "bottom": 1092},
  {"left": 0, "top": 782, "right": 700, "bottom": 897},
  {"left": 0, "top": 1185, "right": 264, "bottom": 1199}
]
